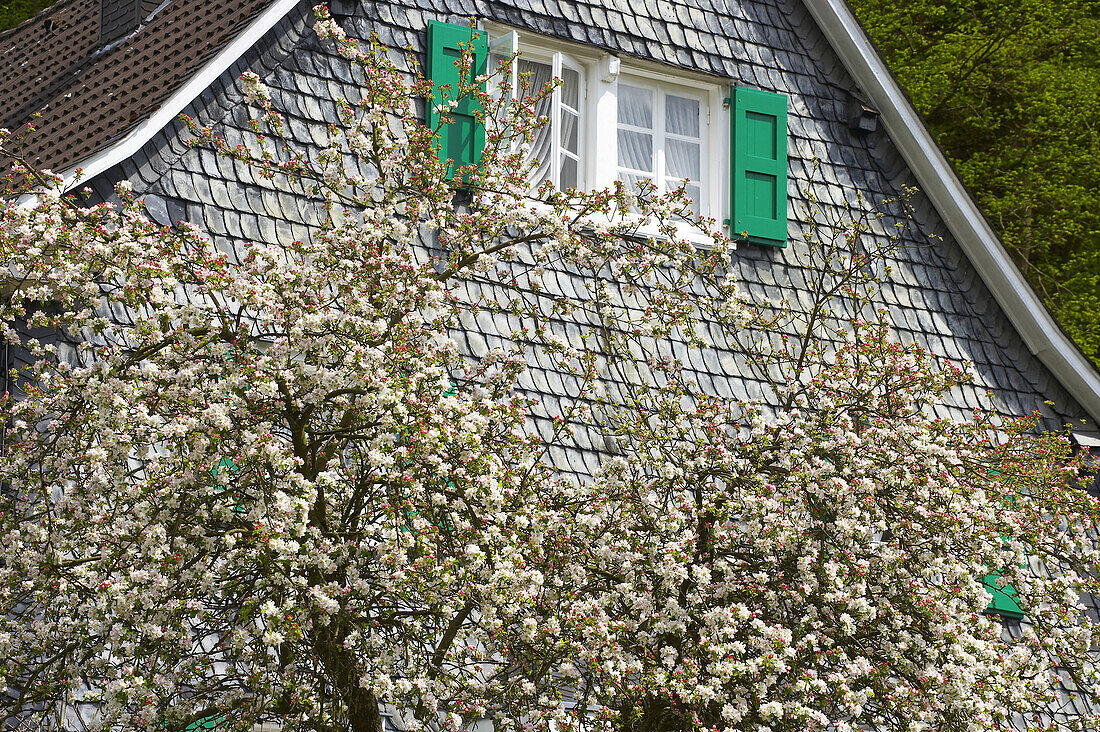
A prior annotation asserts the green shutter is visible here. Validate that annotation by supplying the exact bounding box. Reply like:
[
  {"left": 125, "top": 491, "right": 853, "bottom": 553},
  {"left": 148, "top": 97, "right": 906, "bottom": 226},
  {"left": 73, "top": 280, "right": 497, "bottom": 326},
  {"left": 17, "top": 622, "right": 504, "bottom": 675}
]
[
  {"left": 426, "top": 21, "right": 488, "bottom": 181},
  {"left": 210, "top": 458, "right": 238, "bottom": 478},
  {"left": 982, "top": 571, "right": 1025, "bottom": 619},
  {"left": 979, "top": 471, "right": 1024, "bottom": 619},
  {"left": 184, "top": 717, "right": 218, "bottom": 731},
  {"left": 729, "top": 86, "right": 788, "bottom": 247}
]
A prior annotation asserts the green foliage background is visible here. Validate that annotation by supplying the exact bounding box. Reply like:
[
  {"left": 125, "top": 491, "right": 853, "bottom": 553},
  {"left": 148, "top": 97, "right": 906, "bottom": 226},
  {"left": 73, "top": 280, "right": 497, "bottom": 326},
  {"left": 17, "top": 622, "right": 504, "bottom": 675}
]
[
  {"left": 0, "top": 1, "right": 56, "bottom": 33},
  {"left": 849, "top": 0, "right": 1100, "bottom": 366}
]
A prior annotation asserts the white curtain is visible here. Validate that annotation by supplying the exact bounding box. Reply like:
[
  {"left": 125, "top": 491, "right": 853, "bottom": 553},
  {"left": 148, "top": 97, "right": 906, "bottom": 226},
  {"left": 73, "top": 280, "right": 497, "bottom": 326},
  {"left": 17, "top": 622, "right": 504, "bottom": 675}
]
[{"left": 519, "top": 59, "right": 554, "bottom": 185}]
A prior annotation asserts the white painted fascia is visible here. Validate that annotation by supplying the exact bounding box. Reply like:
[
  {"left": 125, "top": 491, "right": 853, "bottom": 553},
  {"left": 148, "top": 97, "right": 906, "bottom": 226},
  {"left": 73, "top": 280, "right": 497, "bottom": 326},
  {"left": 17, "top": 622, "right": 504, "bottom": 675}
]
[
  {"left": 1073, "top": 433, "right": 1100, "bottom": 449},
  {"left": 55, "top": 0, "right": 303, "bottom": 192},
  {"left": 804, "top": 0, "right": 1100, "bottom": 426}
]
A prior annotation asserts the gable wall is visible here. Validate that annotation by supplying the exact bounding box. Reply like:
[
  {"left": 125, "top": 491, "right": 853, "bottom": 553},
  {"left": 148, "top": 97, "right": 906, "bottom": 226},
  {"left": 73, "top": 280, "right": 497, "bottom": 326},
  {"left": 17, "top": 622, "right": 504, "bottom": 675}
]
[{"left": 85, "top": 0, "right": 1097, "bottom": 473}]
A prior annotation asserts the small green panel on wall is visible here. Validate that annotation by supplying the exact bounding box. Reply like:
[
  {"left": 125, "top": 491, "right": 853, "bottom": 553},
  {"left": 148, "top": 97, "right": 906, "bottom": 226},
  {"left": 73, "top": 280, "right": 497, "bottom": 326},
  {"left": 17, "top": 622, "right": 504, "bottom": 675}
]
[
  {"left": 982, "top": 572, "right": 1025, "bottom": 619},
  {"left": 744, "top": 111, "right": 778, "bottom": 158},
  {"left": 744, "top": 171, "right": 778, "bottom": 219},
  {"left": 441, "top": 112, "right": 477, "bottom": 172},
  {"left": 730, "top": 86, "right": 788, "bottom": 247},
  {"left": 426, "top": 20, "right": 488, "bottom": 180}
]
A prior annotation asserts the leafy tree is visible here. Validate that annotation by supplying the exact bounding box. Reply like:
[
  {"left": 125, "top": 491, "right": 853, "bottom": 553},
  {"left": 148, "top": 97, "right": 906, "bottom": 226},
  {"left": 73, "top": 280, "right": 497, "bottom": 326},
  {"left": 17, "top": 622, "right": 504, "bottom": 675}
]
[
  {"left": 0, "top": 1, "right": 57, "bottom": 33},
  {"left": 848, "top": 0, "right": 1100, "bottom": 365},
  {"left": 2, "top": 7, "right": 1100, "bottom": 732}
]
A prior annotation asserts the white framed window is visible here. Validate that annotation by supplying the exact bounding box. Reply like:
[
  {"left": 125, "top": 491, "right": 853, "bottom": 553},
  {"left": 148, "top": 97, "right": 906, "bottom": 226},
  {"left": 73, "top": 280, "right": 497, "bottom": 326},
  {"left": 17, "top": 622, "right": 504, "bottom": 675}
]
[
  {"left": 515, "top": 51, "right": 585, "bottom": 190},
  {"left": 597, "top": 68, "right": 728, "bottom": 230},
  {"left": 484, "top": 24, "right": 728, "bottom": 238},
  {"left": 490, "top": 33, "right": 587, "bottom": 191},
  {"left": 615, "top": 78, "right": 708, "bottom": 216}
]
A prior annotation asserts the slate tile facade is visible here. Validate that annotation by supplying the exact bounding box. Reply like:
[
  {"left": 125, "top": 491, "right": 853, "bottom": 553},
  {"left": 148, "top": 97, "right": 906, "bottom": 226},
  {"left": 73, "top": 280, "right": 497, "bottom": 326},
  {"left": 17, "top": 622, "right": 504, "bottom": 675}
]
[{"left": 64, "top": 1, "right": 1092, "bottom": 511}]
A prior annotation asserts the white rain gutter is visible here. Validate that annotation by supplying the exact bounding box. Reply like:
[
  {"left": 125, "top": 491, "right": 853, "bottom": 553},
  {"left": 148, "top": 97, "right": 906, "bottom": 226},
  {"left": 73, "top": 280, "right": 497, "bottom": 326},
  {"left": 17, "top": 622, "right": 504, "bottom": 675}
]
[
  {"left": 55, "top": 0, "right": 303, "bottom": 191},
  {"left": 804, "top": 0, "right": 1100, "bottom": 428}
]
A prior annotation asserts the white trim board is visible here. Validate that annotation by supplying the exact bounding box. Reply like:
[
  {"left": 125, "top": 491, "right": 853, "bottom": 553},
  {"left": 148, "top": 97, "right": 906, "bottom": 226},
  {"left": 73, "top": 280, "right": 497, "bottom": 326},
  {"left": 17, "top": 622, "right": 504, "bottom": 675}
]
[
  {"left": 56, "top": 0, "right": 304, "bottom": 192},
  {"left": 1073, "top": 433, "right": 1100, "bottom": 449},
  {"left": 804, "top": 0, "right": 1100, "bottom": 427}
]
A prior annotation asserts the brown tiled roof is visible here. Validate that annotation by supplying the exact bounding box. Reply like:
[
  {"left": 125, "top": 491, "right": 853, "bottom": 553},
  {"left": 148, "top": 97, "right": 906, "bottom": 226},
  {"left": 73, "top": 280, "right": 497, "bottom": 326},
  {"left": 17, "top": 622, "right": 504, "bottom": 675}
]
[{"left": 0, "top": 0, "right": 275, "bottom": 173}]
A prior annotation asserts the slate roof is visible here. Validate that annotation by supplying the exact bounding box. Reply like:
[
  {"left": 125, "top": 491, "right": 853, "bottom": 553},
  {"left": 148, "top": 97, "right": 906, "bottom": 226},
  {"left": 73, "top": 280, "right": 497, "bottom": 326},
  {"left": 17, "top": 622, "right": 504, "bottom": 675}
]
[{"left": 0, "top": 0, "right": 274, "bottom": 172}]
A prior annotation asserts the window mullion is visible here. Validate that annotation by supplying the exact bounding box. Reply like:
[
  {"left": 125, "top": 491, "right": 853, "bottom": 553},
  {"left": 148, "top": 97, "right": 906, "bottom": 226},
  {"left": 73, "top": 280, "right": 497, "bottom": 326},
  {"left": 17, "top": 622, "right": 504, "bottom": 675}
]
[
  {"left": 593, "top": 75, "right": 618, "bottom": 190},
  {"left": 574, "top": 57, "right": 586, "bottom": 191},
  {"left": 655, "top": 87, "right": 665, "bottom": 194},
  {"left": 709, "top": 92, "right": 720, "bottom": 222},
  {"left": 550, "top": 52, "right": 563, "bottom": 188}
]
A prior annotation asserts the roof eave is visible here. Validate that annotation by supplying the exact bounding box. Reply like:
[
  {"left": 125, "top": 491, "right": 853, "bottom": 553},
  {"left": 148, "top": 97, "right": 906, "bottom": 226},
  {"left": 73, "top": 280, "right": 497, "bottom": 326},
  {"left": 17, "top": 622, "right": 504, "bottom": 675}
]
[{"left": 804, "top": 0, "right": 1100, "bottom": 428}]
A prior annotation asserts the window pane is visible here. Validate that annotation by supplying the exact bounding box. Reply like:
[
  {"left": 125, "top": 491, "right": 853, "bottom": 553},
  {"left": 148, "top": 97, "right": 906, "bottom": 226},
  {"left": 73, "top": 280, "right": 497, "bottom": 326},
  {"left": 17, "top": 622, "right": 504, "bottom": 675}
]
[
  {"left": 666, "top": 138, "right": 700, "bottom": 180},
  {"left": 561, "top": 109, "right": 579, "bottom": 155},
  {"left": 683, "top": 182, "right": 701, "bottom": 216},
  {"left": 618, "top": 172, "right": 653, "bottom": 211},
  {"left": 665, "top": 94, "right": 700, "bottom": 137},
  {"left": 518, "top": 58, "right": 554, "bottom": 98},
  {"left": 619, "top": 172, "right": 652, "bottom": 188},
  {"left": 617, "top": 84, "right": 653, "bottom": 128},
  {"left": 518, "top": 59, "right": 554, "bottom": 184},
  {"left": 662, "top": 179, "right": 701, "bottom": 216},
  {"left": 560, "top": 156, "right": 578, "bottom": 189},
  {"left": 562, "top": 67, "right": 580, "bottom": 109},
  {"left": 617, "top": 130, "right": 653, "bottom": 171},
  {"left": 489, "top": 53, "right": 508, "bottom": 87}
]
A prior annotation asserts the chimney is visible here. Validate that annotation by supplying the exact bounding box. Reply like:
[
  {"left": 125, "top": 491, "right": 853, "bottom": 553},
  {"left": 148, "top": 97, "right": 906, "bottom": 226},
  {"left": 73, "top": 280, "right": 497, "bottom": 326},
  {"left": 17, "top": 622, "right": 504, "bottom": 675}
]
[{"left": 99, "top": 0, "right": 143, "bottom": 46}]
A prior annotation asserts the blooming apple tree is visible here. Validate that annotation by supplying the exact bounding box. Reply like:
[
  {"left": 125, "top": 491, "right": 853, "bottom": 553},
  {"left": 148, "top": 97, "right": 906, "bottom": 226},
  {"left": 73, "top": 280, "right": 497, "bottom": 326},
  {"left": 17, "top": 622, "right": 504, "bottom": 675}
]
[
  {"left": 489, "top": 200, "right": 1100, "bottom": 732},
  {"left": 2, "top": 5, "right": 1100, "bottom": 732},
  {"left": 0, "top": 7, "right": 729, "bottom": 731}
]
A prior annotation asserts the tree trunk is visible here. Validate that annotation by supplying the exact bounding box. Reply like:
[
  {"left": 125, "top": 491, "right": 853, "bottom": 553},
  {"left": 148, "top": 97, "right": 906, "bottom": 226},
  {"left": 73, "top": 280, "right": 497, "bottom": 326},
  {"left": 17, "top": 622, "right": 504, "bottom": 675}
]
[
  {"left": 312, "top": 622, "right": 383, "bottom": 732},
  {"left": 614, "top": 696, "right": 696, "bottom": 732}
]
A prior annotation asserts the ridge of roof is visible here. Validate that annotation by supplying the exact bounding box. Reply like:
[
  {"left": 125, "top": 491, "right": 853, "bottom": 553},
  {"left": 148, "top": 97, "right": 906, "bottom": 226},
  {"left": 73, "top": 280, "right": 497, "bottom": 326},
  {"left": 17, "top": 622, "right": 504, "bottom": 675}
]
[{"left": 804, "top": 0, "right": 1100, "bottom": 429}]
